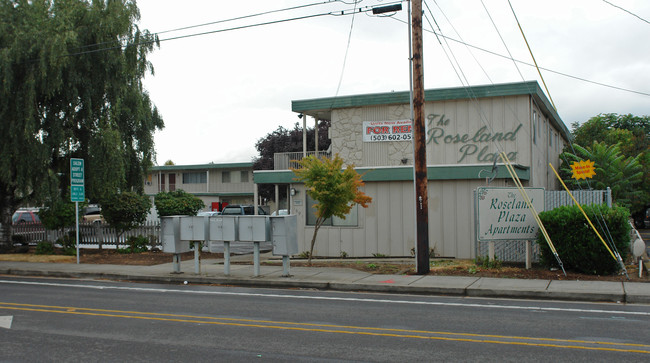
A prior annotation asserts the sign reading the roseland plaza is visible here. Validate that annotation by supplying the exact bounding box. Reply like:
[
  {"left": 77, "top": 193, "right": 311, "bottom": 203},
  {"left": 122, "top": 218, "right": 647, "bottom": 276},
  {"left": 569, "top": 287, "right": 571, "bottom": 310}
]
[
  {"left": 363, "top": 120, "right": 413, "bottom": 142},
  {"left": 476, "top": 187, "right": 544, "bottom": 241},
  {"left": 361, "top": 114, "right": 521, "bottom": 163}
]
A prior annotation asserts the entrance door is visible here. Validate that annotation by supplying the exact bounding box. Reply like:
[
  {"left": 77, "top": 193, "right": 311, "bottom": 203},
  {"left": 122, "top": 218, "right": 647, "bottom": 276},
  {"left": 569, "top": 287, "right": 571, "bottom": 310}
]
[{"left": 169, "top": 174, "right": 176, "bottom": 191}]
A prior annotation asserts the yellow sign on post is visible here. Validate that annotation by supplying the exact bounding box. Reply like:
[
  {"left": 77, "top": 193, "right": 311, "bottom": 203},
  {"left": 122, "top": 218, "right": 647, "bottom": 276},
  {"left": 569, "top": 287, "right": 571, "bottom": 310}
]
[{"left": 570, "top": 160, "right": 595, "bottom": 180}]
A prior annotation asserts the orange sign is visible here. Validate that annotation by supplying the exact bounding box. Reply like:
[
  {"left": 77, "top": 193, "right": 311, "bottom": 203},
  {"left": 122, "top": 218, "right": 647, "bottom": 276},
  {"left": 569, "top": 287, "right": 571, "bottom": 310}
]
[{"left": 571, "top": 160, "right": 596, "bottom": 180}]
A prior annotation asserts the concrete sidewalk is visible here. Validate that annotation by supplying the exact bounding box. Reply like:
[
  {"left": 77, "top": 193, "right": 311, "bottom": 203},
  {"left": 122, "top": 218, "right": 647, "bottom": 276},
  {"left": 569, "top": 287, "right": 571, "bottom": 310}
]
[{"left": 1, "top": 255, "right": 649, "bottom": 304}]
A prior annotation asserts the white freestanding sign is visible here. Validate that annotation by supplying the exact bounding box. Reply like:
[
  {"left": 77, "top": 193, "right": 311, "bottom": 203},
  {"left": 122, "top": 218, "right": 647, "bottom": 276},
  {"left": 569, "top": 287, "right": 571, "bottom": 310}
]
[{"left": 476, "top": 187, "right": 544, "bottom": 241}]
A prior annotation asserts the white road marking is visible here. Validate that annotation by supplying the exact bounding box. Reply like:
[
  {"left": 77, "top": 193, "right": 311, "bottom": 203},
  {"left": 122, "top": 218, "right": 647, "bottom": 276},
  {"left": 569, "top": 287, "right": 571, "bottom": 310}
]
[
  {"left": 0, "top": 315, "right": 13, "bottom": 329},
  {"left": 1, "top": 279, "right": 649, "bottom": 317}
]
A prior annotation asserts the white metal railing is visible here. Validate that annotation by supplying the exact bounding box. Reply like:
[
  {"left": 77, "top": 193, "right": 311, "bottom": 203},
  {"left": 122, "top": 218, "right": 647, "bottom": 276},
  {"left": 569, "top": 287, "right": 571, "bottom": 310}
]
[{"left": 273, "top": 151, "right": 331, "bottom": 170}]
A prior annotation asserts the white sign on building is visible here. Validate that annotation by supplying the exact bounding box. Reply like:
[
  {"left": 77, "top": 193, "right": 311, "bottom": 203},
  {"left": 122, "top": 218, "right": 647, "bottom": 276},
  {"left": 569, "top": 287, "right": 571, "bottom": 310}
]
[
  {"left": 362, "top": 120, "right": 412, "bottom": 142},
  {"left": 476, "top": 187, "right": 545, "bottom": 241}
]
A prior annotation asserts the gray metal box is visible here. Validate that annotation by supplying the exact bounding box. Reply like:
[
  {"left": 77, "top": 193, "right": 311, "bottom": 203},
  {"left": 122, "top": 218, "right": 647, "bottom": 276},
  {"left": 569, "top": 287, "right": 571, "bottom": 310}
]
[
  {"left": 270, "top": 215, "right": 298, "bottom": 256},
  {"left": 238, "top": 216, "right": 269, "bottom": 242},
  {"left": 209, "top": 216, "right": 237, "bottom": 241},
  {"left": 161, "top": 216, "right": 191, "bottom": 253},
  {"left": 180, "top": 216, "right": 208, "bottom": 241}
]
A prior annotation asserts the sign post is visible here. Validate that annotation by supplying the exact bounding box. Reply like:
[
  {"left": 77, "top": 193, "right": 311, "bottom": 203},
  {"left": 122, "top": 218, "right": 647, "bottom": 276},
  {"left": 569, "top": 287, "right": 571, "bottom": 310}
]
[{"left": 70, "top": 158, "right": 84, "bottom": 264}]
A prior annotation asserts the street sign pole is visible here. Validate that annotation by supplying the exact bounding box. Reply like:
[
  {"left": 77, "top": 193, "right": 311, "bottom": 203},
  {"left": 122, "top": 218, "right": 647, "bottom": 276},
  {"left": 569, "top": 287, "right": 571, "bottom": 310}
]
[{"left": 70, "top": 158, "right": 85, "bottom": 264}]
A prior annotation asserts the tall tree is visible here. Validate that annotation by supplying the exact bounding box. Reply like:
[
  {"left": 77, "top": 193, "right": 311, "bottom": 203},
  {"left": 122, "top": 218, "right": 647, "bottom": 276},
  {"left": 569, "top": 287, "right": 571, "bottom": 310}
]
[
  {"left": 0, "top": 0, "right": 163, "bottom": 245},
  {"left": 292, "top": 154, "right": 371, "bottom": 263}
]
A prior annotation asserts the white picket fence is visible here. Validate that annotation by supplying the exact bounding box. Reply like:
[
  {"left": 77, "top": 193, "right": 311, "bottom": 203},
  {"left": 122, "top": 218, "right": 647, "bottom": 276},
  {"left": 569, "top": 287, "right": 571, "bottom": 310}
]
[{"left": 10, "top": 221, "right": 160, "bottom": 248}]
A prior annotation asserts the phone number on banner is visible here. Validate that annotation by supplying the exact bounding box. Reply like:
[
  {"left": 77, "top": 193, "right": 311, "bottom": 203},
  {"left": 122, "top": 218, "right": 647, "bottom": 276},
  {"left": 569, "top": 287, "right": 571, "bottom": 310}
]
[{"left": 368, "top": 133, "right": 413, "bottom": 142}]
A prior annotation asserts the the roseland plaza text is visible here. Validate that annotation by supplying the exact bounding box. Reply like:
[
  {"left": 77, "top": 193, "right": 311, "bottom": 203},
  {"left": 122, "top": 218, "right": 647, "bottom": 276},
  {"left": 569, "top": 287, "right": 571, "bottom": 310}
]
[{"left": 362, "top": 115, "right": 521, "bottom": 163}]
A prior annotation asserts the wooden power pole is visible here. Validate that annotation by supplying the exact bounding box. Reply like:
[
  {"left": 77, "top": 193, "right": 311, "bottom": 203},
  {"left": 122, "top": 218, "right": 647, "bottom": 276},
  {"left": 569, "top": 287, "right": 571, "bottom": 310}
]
[{"left": 411, "top": 0, "right": 430, "bottom": 274}]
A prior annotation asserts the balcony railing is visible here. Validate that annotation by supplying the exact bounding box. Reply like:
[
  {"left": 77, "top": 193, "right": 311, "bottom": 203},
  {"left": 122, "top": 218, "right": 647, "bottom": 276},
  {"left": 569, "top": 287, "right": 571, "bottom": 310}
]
[{"left": 274, "top": 151, "right": 331, "bottom": 170}]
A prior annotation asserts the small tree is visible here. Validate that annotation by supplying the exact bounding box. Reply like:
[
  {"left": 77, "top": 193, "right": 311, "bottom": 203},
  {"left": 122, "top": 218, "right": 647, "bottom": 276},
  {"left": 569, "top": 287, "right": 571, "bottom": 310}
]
[
  {"left": 292, "top": 154, "right": 371, "bottom": 263},
  {"left": 39, "top": 199, "right": 80, "bottom": 232},
  {"left": 154, "top": 190, "right": 204, "bottom": 217},
  {"left": 102, "top": 192, "right": 152, "bottom": 246}
]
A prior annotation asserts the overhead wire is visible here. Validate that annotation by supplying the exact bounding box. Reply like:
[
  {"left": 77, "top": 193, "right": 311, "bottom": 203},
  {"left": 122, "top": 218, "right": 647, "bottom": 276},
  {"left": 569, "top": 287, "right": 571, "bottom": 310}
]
[
  {"left": 27, "top": 1, "right": 393, "bottom": 62},
  {"left": 506, "top": 0, "right": 556, "bottom": 111},
  {"left": 602, "top": 0, "right": 650, "bottom": 25},
  {"left": 64, "top": 0, "right": 344, "bottom": 54},
  {"left": 495, "top": 1, "right": 627, "bottom": 275},
  {"left": 387, "top": 17, "right": 650, "bottom": 98}
]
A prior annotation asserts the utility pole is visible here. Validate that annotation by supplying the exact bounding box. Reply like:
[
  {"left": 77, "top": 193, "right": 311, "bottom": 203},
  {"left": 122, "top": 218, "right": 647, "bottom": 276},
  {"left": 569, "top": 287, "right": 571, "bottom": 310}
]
[{"left": 411, "top": 0, "right": 430, "bottom": 274}]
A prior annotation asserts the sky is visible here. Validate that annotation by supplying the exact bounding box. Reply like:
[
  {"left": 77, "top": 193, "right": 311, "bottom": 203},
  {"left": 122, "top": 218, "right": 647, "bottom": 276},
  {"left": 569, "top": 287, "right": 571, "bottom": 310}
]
[{"left": 136, "top": 0, "right": 650, "bottom": 166}]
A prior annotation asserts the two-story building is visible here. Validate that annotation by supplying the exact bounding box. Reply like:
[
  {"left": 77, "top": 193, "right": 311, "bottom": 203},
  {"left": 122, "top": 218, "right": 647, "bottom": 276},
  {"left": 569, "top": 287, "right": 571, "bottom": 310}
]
[
  {"left": 254, "top": 81, "right": 571, "bottom": 259},
  {"left": 145, "top": 162, "right": 256, "bottom": 217}
]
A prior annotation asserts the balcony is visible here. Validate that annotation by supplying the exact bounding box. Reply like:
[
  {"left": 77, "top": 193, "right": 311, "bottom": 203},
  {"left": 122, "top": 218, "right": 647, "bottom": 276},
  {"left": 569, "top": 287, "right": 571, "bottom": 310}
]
[{"left": 273, "top": 151, "right": 331, "bottom": 170}]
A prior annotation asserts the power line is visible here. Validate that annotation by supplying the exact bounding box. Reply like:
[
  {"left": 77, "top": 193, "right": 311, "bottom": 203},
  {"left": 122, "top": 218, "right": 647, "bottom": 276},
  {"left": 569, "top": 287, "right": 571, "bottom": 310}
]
[
  {"left": 389, "top": 16, "right": 650, "bottom": 98},
  {"left": 69, "top": 0, "right": 344, "bottom": 53},
  {"left": 602, "top": 0, "right": 650, "bottom": 25},
  {"left": 53, "top": 5, "right": 365, "bottom": 60}
]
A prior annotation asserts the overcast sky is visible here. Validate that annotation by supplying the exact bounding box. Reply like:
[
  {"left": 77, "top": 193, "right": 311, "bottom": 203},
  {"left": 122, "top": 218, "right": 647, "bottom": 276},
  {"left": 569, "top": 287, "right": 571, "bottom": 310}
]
[{"left": 136, "top": 0, "right": 650, "bottom": 166}]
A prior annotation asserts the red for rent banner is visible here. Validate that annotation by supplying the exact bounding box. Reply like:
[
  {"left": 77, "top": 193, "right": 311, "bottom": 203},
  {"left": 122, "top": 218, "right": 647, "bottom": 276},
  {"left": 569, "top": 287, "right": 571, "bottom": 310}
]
[{"left": 363, "top": 120, "right": 412, "bottom": 142}]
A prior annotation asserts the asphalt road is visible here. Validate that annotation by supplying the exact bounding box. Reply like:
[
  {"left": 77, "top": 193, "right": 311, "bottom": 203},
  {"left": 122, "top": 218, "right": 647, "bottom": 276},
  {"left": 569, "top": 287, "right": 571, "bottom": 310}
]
[{"left": 1, "top": 277, "right": 649, "bottom": 362}]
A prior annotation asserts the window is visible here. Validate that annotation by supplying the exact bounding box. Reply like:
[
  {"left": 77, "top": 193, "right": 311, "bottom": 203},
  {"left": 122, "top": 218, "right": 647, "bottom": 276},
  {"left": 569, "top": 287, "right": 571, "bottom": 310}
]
[
  {"left": 305, "top": 195, "right": 358, "bottom": 227},
  {"left": 182, "top": 172, "right": 207, "bottom": 184},
  {"left": 240, "top": 170, "right": 249, "bottom": 183},
  {"left": 532, "top": 111, "right": 537, "bottom": 144},
  {"left": 222, "top": 171, "right": 231, "bottom": 183}
]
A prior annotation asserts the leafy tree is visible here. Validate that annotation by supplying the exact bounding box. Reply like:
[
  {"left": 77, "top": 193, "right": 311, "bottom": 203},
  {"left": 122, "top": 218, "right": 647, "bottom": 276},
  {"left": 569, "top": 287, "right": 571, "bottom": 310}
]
[
  {"left": 560, "top": 142, "right": 644, "bottom": 210},
  {"left": 154, "top": 190, "right": 204, "bottom": 217},
  {"left": 39, "top": 198, "right": 81, "bottom": 232},
  {"left": 292, "top": 154, "right": 371, "bottom": 263},
  {"left": 164, "top": 160, "right": 175, "bottom": 166},
  {"left": 0, "top": 0, "right": 163, "bottom": 246},
  {"left": 571, "top": 113, "right": 649, "bottom": 157},
  {"left": 102, "top": 191, "right": 151, "bottom": 245},
  {"left": 254, "top": 120, "right": 331, "bottom": 201},
  {"left": 568, "top": 113, "right": 649, "bottom": 218}
]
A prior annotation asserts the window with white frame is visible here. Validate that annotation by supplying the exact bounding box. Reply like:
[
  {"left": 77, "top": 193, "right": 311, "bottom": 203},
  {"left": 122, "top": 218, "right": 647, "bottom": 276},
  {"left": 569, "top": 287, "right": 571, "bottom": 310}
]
[
  {"left": 240, "top": 170, "right": 248, "bottom": 183},
  {"left": 182, "top": 172, "right": 206, "bottom": 184},
  {"left": 222, "top": 171, "right": 231, "bottom": 183}
]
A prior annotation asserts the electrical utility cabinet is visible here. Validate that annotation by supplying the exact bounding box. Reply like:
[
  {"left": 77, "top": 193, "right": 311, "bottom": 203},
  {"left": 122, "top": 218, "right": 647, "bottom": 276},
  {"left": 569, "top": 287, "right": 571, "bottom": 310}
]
[
  {"left": 238, "top": 216, "right": 269, "bottom": 242},
  {"left": 208, "top": 216, "right": 237, "bottom": 253},
  {"left": 161, "top": 216, "right": 191, "bottom": 254},
  {"left": 270, "top": 215, "right": 298, "bottom": 256},
  {"left": 180, "top": 216, "right": 208, "bottom": 241}
]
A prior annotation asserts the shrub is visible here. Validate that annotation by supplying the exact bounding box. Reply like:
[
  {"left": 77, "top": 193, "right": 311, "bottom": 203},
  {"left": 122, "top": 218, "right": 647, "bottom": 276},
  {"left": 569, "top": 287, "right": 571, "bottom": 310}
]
[
  {"left": 117, "top": 235, "right": 149, "bottom": 254},
  {"left": 154, "top": 190, "right": 204, "bottom": 217},
  {"left": 537, "top": 204, "right": 630, "bottom": 275},
  {"left": 58, "top": 233, "right": 76, "bottom": 256},
  {"left": 11, "top": 234, "right": 27, "bottom": 245},
  {"left": 35, "top": 241, "right": 55, "bottom": 255}
]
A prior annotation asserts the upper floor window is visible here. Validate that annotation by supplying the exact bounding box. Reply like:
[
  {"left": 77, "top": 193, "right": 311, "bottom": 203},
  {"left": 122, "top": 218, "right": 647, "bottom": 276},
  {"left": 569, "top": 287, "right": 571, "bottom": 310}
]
[
  {"left": 222, "top": 171, "right": 231, "bottom": 183},
  {"left": 241, "top": 171, "right": 249, "bottom": 183},
  {"left": 182, "top": 172, "right": 206, "bottom": 184}
]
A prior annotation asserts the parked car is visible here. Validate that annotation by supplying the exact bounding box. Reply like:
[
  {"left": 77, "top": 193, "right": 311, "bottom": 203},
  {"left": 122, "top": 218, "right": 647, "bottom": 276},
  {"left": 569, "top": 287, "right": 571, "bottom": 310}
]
[
  {"left": 271, "top": 209, "right": 289, "bottom": 216},
  {"left": 220, "top": 205, "right": 268, "bottom": 216},
  {"left": 197, "top": 211, "right": 221, "bottom": 217},
  {"left": 12, "top": 209, "right": 40, "bottom": 224},
  {"left": 82, "top": 205, "right": 105, "bottom": 224}
]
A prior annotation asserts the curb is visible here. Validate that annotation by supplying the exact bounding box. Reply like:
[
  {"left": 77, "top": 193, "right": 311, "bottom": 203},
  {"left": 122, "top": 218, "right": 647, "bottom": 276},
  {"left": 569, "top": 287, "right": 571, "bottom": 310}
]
[{"left": 2, "top": 268, "right": 648, "bottom": 304}]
